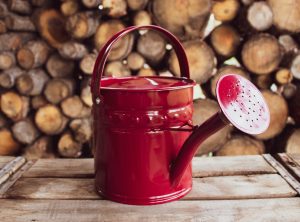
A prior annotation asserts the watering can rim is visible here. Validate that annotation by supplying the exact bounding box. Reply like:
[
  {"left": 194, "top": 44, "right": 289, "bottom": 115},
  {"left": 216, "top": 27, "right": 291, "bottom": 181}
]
[{"left": 98, "top": 75, "right": 196, "bottom": 92}]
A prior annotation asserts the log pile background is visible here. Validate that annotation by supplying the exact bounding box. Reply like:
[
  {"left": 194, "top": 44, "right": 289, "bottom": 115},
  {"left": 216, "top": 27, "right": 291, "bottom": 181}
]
[{"left": 1, "top": 0, "right": 300, "bottom": 158}]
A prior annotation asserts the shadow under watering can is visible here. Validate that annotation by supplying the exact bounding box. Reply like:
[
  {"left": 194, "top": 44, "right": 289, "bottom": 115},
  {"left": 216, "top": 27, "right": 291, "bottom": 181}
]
[{"left": 91, "top": 25, "right": 270, "bottom": 205}]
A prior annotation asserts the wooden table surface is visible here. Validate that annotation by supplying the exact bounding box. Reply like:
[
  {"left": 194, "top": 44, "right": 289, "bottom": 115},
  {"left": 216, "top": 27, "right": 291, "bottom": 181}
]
[{"left": 0, "top": 154, "right": 300, "bottom": 222}]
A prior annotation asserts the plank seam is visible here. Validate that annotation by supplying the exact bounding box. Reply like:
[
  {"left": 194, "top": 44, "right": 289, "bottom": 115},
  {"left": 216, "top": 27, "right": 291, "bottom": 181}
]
[{"left": 263, "top": 154, "right": 300, "bottom": 195}]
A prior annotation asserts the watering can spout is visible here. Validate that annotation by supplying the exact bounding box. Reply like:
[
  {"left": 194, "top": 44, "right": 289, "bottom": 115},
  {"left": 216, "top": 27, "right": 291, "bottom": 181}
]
[
  {"left": 170, "top": 74, "right": 270, "bottom": 187},
  {"left": 170, "top": 112, "right": 228, "bottom": 187}
]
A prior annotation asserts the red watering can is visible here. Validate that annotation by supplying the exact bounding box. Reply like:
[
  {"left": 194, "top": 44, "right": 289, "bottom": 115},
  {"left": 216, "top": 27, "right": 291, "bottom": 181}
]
[{"left": 91, "top": 25, "right": 270, "bottom": 205}]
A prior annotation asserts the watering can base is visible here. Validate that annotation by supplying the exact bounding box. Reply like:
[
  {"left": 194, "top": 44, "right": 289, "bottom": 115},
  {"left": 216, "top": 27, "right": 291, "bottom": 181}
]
[{"left": 96, "top": 185, "right": 192, "bottom": 205}]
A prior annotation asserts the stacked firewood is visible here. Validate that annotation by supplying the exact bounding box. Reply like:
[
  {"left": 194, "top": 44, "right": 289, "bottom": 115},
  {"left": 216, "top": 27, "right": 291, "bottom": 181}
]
[{"left": 0, "top": 0, "right": 300, "bottom": 158}]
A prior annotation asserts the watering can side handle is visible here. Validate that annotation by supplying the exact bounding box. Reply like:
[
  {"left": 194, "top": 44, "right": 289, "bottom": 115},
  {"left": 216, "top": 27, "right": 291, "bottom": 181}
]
[{"left": 91, "top": 25, "right": 190, "bottom": 104}]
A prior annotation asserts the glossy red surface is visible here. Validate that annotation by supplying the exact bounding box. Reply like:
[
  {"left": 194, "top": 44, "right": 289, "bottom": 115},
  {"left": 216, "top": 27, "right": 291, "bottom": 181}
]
[
  {"left": 91, "top": 25, "right": 196, "bottom": 205},
  {"left": 101, "top": 76, "right": 194, "bottom": 90},
  {"left": 93, "top": 86, "right": 194, "bottom": 205}
]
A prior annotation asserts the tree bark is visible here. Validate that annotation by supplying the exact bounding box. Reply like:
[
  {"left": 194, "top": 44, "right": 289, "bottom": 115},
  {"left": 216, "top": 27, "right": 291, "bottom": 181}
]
[
  {"left": 58, "top": 41, "right": 88, "bottom": 60},
  {"left": 7, "top": 0, "right": 32, "bottom": 14},
  {"left": 12, "top": 118, "right": 39, "bottom": 144},
  {"left": 16, "top": 68, "right": 50, "bottom": 96},
  {"left": 17, "top": 40, "right": 51, "bottom": 70},
  {"left": 46, "top": 53, "right": 75, "bottom": 78},
  {"left": 24, "top": 136, "right": 56, "bottom": 159},
  {"left": 5, "top": 13, "right": 35, "bottom": 31},
  {"left": 0, "top": 67, "right": 25, "bottom": 89},
  {"left": 66, "top": 11, "right": 99, "bottom": 39}
]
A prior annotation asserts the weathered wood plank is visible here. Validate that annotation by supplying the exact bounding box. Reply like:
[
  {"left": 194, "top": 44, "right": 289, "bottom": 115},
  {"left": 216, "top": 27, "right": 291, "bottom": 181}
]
[
  {"left": 22, "top": 158, "right": 94, "bottom": 178},
  {"left": 5, "top": 174, "right": 296, "bottom": 200},
  {"left": 0, "top": 198, "right": 300, "bottom": 222},
  {"left": 263, "top": 154, "right": 300, "bottom": 195},
  {"left": 0, "top": 156, "right": 15, "bottom": 169},
  {"left": 0, "top": 160, "right": 33, "bottom": 197},
  {"left": 278, "top": 153, "right": 300, "bottom": 182},
  {"left": 193, "top": 155, "right": 275, "bottom": 177},
  {"left": 23, "top": 155, "right": 275, "bottom": 178},
  {"left": 188, "top": 174, "right": 296, "bottom": 200},
  {"left": 0, "top": 157, "right": 26, "bottom": 186},
  {"left": 289, "top": 153, "right": 300, "bottom": 167}
]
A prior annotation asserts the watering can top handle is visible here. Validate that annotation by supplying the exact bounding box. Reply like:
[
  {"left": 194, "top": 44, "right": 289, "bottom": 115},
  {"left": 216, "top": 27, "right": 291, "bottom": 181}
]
[{"left": 91, "top": 25, "right": 190, "bottom": 103}]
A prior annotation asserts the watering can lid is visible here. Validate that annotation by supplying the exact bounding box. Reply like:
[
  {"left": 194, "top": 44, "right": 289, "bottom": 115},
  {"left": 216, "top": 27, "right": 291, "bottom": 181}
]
[{"left": 100, "top": 76, "right": 196, "bottom": 91}]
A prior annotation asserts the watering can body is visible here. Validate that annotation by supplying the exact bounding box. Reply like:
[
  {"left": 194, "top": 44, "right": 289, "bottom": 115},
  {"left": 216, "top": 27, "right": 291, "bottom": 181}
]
[
  {"left": 93, "top": 77, "right": 195, "bottom": 204},
  {"left": 91, "top": 25, "right": 199, "bottom": 205}
]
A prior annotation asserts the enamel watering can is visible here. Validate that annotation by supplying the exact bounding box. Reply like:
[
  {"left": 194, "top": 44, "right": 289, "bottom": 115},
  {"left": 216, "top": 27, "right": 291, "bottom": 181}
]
[{"left": 91, "top": 25, "right": 270, "bottom": 205}]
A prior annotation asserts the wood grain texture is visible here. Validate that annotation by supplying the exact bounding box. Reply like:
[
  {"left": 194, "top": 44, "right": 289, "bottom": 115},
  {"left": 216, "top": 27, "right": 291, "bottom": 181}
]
[
  {"left": 5, "top": 174, "right": 296, "bottom": 200},
  {"left": 23, "top": 155, "right": 275, "bottom": 178},
  {"left": 0, "top": 156, "right": 15, "bottom": 168},
  {"left": 278, "top": 153, "right": 300, "bottom": 183},
  {"left": 0, "top": 156, "right": 25, "bottom": 186},
  {"left": 1, "top": 198, "right": 300, "bottom": 222},
  {"left": 289, "top": 154, "right": 300, "bottom": 166},
  {"left": 22, "top": 158, "right": 94, "bottom": 178},
  {"left": 263, "top": 154, "right": 300, "bottom": 195}
]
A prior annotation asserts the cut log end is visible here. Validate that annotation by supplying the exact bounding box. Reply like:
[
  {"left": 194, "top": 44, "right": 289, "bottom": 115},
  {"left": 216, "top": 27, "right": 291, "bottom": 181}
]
[
  {"left": 24, "top": 136, "right": 56, "bottom": 159},
  {"left": 212, "top": 0, "right": 240, "bottom": 22},
  {"left": 210, "top": 24, "right": 241, "bottom": 58},
  {"left": 35, "top": 104, "right": 68, "bottom": 135},
  {"left": 12, "top": 119, "right": 39, "bottom": 144},
  {"left": 0, "top": 91, "right": 29, "bottom": 121},
  {"left": 216, "top": 135, "right": 265, "bottom": 156},
  {"left": 169, "top": 40, "right": 216, "bottom": 84},
  {"left": 285, "top": 129, "right": 300, "bottom": 154},
  {"left": 0, "top": 128, "right": 20, "bottom": 155},
  {"left": 247, "top": 1, "right": 273, "bottom": 31},
  {"left": 58, "top": 132, "right": 82, "bottom": 158},
  {"left": 242, "top": 34, "right": 282, "bottom": 75}
]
